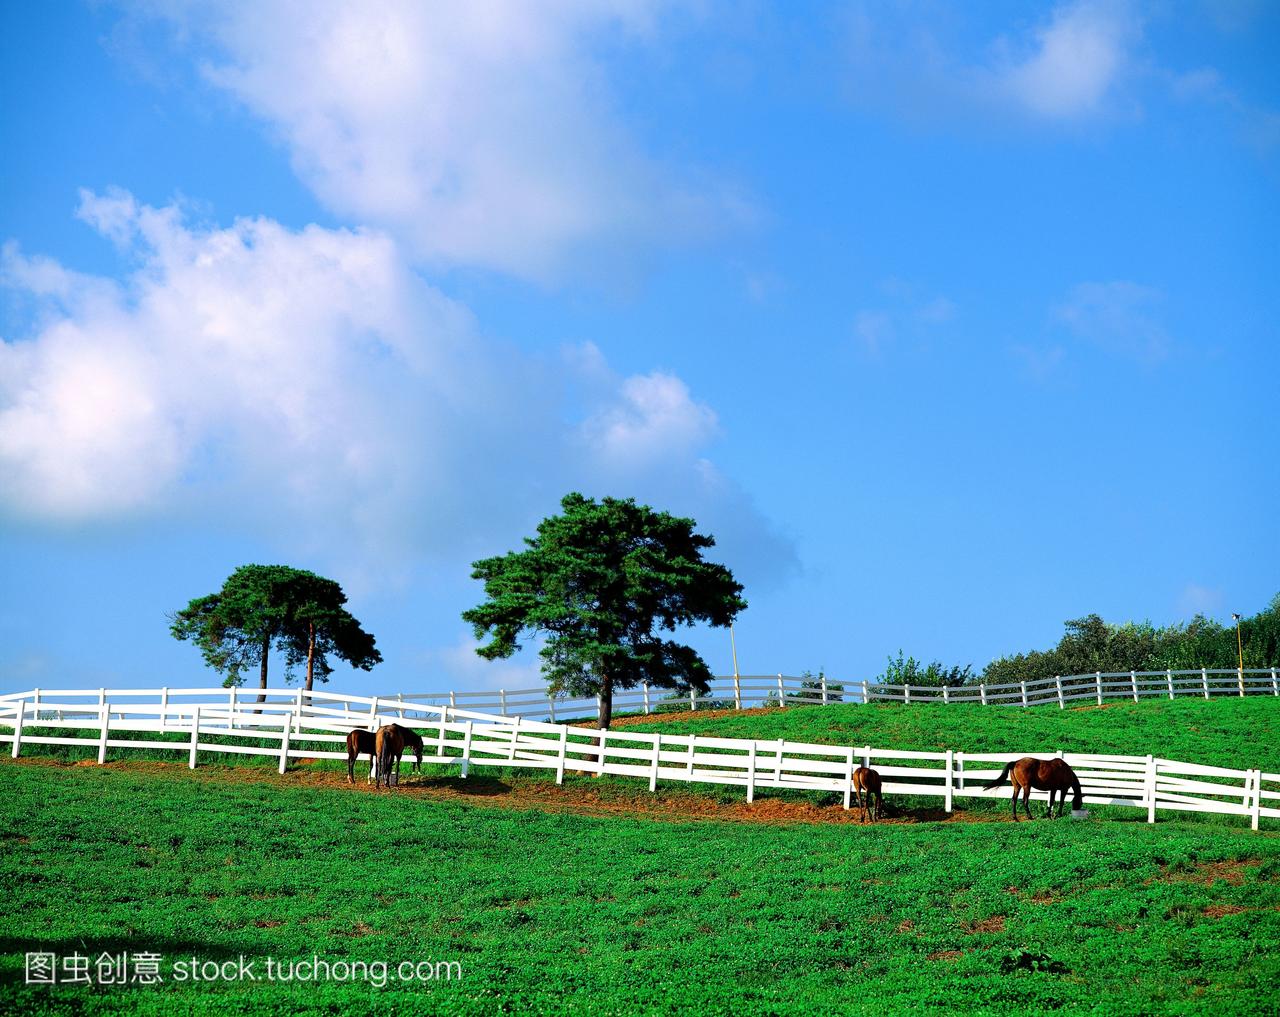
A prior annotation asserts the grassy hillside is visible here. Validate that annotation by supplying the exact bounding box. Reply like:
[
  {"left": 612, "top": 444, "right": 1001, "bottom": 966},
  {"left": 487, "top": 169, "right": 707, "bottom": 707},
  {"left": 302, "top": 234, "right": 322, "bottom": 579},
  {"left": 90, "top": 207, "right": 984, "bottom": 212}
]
[
  {"left": 614, "top": 697, "right": 1280, "bottom": 774},
  {"left": 2, "top": 760, "right": 1278, "bottom": 1016}
]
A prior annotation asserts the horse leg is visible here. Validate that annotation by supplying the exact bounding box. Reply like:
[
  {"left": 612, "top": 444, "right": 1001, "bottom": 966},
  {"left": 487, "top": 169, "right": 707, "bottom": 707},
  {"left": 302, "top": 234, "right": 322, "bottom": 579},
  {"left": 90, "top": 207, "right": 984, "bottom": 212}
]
[
  {"left": 347, "top": 749, "right": 355, "bottom": 784},
  {"left": 1022, "top": 784, "right": 1033, "bottom": 820},
  {"left": 1047, "top": 788, "right": 1056, "bottom": 819},
  {"left": 873, "top": 791, "right": 882, "bottom": 823}
]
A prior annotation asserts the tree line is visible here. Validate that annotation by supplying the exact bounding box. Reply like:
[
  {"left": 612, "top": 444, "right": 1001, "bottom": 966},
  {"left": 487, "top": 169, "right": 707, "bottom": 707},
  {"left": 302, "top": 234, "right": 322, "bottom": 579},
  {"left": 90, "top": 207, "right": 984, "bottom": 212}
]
[{"left": 169, "top": 491, "right": 1277, "bottom": 724}]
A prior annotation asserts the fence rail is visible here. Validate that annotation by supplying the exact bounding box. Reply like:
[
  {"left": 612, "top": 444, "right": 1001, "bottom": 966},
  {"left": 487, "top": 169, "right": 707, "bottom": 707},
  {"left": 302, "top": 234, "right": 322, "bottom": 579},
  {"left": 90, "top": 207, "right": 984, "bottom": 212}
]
[
  {"left": 0, "top": 686, "right": 1275, "bottom": 831},
  {"left": 386, "top": 667, "right": 1280, "bottom": 721}
]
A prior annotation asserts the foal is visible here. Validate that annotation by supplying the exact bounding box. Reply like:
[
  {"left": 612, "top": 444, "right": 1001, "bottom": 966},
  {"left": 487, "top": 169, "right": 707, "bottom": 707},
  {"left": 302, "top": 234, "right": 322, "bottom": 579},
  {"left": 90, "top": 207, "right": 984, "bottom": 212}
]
[
  {"left": 374, "top": 725, "right": 406, "bottom": 789},
  {"left": 852, "top": 766, "right": 884, "bottom": 823},
  {"left": 984, "top": 757, "right": 1083, "bottom": 821}
]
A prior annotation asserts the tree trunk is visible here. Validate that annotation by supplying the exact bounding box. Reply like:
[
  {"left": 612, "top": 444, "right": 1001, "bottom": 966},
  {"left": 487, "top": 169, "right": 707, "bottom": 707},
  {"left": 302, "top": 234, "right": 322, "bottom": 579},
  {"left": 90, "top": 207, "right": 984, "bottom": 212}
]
[
  {"left": 599, "top": 671, "right": 614, "bottom": 730},
  {"left": 305, "top": 621, "right": 316, "bottom": 692},
  {"left": 256, "top": 632, "right": 270, "bottom": 710}
]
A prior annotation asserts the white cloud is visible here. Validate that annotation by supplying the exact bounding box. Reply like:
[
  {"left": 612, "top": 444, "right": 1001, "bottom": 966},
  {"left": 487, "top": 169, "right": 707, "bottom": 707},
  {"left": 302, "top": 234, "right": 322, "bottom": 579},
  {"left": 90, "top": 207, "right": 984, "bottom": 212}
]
[
  {"left": 141, "top": 0, "right": 747, "bottom": 281},
  {"left": 1, "top": 194, "right": 793, "bottom": 587},
  {"left": 843, "top": 1, "right": 1140, "bottom": 125},
  {"left": 997, "top": 2, "right": 1136, "bottom": 119},
  {"left": 1054, "top": 280, "right": 1170, "bottom": 362},
  {"left": 853, "top": 282, "right": 955, "bottom": 355},
  {"left": 582, "top": 368, "right": 719, "bottom": 466}
]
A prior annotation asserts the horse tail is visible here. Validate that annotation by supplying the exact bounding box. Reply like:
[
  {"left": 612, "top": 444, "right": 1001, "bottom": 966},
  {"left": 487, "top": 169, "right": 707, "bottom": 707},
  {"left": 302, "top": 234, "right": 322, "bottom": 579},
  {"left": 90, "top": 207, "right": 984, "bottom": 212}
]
[
  {"left": 376, "top": 729, "right": 394, "bottom": 787},
  {"left": 983, "top": 761, "right": 1015, "bottom": 790}
]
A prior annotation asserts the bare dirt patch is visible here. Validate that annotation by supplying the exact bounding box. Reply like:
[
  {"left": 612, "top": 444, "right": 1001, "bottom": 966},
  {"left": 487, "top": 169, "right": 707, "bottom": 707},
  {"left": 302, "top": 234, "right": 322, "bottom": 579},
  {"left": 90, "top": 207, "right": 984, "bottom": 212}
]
[
  {"left": 1156, "top": 859, "right": 1262, "bottom": 887},
  {"left": 928, "top": 951, "right": 964, "bottom": 961},
  {"left": 1202, "top": 905, "right": 1246, "bottom": 919},
  {"left": 965, "top": 916, "right": 1006, "bottom": 934}
]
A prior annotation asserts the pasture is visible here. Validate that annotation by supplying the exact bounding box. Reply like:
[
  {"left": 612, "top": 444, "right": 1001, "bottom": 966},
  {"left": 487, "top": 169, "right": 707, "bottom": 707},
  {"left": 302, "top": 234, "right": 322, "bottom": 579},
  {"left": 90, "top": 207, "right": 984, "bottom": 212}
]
[{"left": 2, "top": 698, "right": 1278, "bottom": 1015}]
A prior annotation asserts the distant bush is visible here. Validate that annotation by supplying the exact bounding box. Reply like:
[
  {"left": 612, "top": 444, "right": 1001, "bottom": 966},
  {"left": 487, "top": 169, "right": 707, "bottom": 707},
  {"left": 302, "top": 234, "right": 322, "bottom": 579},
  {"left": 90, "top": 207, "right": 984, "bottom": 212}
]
[{"left": 875, "top": 651, "right": 975, "bottom": 688}]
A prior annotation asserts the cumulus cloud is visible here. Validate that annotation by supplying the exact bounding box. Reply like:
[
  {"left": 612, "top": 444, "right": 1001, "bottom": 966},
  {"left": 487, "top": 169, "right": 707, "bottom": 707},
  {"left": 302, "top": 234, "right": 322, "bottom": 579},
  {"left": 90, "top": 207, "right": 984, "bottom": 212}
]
[
  {"left": 1, "top": 193, "right": 793, "bottom": 585},
  {"left": 996, "top": 2, "right": 1136, "bottom": 119},
  {"left": 139, "top": 0, "right": 748, "bottom": 281}
]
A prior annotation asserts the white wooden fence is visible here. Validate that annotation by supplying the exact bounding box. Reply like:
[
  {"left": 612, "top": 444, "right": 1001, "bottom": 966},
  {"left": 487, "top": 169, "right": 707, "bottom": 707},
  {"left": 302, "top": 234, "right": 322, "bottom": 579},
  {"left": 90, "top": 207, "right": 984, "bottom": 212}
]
[
  {"left": 1, "top": 686, "right": 1276, "bottom": 830},
  {"left": 392, "top": 667, "right": 1280, "bottom": 721}
]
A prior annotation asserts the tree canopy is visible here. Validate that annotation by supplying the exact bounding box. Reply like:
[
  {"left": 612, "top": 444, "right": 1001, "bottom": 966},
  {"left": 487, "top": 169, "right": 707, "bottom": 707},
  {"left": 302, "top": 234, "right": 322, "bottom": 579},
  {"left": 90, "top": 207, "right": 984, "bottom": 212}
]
[
  {"left": 462, "top": 493, "right": 746, "bottom": 727},
  {"left": 169, "top": 564, "right": 382, "bottom": 695}
]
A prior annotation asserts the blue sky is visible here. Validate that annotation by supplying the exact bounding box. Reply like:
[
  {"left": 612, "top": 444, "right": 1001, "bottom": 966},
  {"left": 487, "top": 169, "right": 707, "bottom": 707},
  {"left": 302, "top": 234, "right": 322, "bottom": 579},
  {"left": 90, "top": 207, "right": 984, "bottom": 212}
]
[{"left": 1, "top": 1, "right": 1277, "bottom": 697}]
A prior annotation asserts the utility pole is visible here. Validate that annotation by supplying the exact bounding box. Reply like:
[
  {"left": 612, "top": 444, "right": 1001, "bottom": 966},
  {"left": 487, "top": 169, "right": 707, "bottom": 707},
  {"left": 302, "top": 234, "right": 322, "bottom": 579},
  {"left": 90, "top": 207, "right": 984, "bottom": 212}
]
[{"left": 1233, "top": 613, "right": 1244, "bottom": 696}]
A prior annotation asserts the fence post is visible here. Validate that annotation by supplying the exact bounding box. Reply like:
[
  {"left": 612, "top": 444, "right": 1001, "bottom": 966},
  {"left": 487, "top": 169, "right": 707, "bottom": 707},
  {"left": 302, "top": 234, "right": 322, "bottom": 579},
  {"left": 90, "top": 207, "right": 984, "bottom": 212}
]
[
  {"left": 1166, "top": 669, "right": 1174, "bottom": 700},
  {"left": 980, "top": 684, "right": 987, "bottom": 706},
  {"left": 1202, "top": 667, "right": 1209, "bottom": 699},
  {"left": 651, "top": 733, "right": 662, "bottom": 793},
  {"left": 556, "top": 728, "right": 567, "bottom": 785},
  {"left": 844, "top": 747, "right": 854, "bottom": 810},
  {"left": 278, "top": 717, "right": 291, "bottom": 774},
  {"left": 746, "top": 741, "right": 757, "bottom": 803},
  {"left": 397, "top": 691, "right": 405, "bottom": 719},
  {"left": 500, "top": 689, "right": 508, "bottom": 717},
  {"left": 905, "top": 683, "right": 912, "bottom": 705},
  {"left": 690, "top": 688, "right": 697, "bottom": 712},
  {"left": 862, "top": 745, "right": 872, "bottom": 769},
  {"left": 295, "top": 688, "right": 304, "bottom": 733},
  {"left": 820, "top": 674, "right": 828, "bottom": 706},
  {"left": 1272, "top": 667, "right": 1278, "bottom": 697},
  {"left": 778, "top": 673, "right": 786, "bottom": 707},
  {"left": 1095, "top": 671, "right": 1103, "bottom": 706},
  {"left": 1056, "top": 676, "right": 1064, "bottom": 709},
  {"left": 368, "top": 698, "right": 377, "bottom": 726},
  {"left": 460, "top": 721, "right": 473, "bottom": 778},
  {"left": 944, "top": 750, "right": 954, "bottom": 813},
  {"left": 735, "top": 674, "right": 743, "bottom": 710},
  {"left": 1020, "top": 682, "right": 1028, "bottom": 708},
  {"left": 437, "top": 706, "right": 449, "bottom": 762},
  {"left": 643, "top": 683, "right": 651, "bottom": 714},
  {"left": 686, "top": 735, "right": 696, "bottom": 777},
  {"left": 159, "top": 686, "right": 168, "bottom": 728},
  {"left": 449, "top": 690, "right": 456, "bottom": 709},
  {"left": 1239, "top": 665, "right": 1245, "bottom": 697},
  {"left": 773, "top": 740, "right": 785, "bottom": 787},
  {"left": 943, "top": 685, "right": 950, "bottom": 705},
  {"left": 507, "top": 716, "right": 522, "bottom": 761},
  {"left": 11, "top": 699, "right": 24, "bottom": 758},
  {"left": 956, "top": 751, "right": 965, "bottom": 790},
  {"left": 1146, "top": 755, "right": 1156, "bottom": 824},
  {"left": 98, "top": 702, "right": 110, "bottom": 765},
  {"left": 862, "top": 680, "right": 870, "bottom": 705},
  {"left": 547, "top": 696, "right": 557, "bottom": 723},
  {"left": 32, "top": 687, "right": 40, "bottom": 720},
  {"left": 188, "top": 705, "right": 201, "bottom": 769},
  {"left": 1130, "top": 670, "right": 1138, "bottom": 703},
  {"left": 229, "top": 685, "right": 236, "bottom": 726},
  {"left": 596, "top": 729, "right": 606, "bottom": 776},
  {"left": 1250, "top": 770, "right": 1262, "bottom": 831}
]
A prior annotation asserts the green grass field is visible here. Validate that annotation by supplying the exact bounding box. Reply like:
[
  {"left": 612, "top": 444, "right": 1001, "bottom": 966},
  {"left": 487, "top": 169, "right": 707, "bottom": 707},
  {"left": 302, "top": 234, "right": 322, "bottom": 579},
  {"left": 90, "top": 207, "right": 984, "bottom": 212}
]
[{"left": 2, "top": 698, "right": 1278, "bottom": 1015}]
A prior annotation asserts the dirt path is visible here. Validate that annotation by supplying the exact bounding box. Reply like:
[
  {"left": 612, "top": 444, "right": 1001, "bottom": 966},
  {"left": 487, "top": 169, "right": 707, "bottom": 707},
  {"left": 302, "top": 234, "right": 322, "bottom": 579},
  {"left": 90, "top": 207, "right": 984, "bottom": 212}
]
[{"left": 7, "top": 756, "right": 1004, "bottom": 827}]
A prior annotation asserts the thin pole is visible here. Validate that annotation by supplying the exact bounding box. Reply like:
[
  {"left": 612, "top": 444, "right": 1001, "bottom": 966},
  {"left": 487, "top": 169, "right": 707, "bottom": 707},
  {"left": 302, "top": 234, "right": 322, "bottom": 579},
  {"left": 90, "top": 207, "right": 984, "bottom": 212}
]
[
  {"left": 1234, "top": 615, "right": 1245, "bottom": 696},
  {"left": 730, "top": 623, "right": 741, "bottom": 681}
]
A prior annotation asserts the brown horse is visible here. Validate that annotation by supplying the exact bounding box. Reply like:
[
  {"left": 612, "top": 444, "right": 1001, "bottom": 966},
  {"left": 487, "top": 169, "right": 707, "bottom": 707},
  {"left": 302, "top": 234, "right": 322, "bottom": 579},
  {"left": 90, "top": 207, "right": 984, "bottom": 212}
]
[
  {"left": 374, "top": 725, "right": 405, "bottom": 789},
  {"left": 852, "top": 766, "right": 884, "bottom": 823},
  {"left": 984, "top": 757, "right": 1083, "bottom": 821},
  {"left": 392, "top": 724, "right": 425, "bottom": 774},
  {"left": 346, "top": 729, "right": 377, "bottom": 784}
]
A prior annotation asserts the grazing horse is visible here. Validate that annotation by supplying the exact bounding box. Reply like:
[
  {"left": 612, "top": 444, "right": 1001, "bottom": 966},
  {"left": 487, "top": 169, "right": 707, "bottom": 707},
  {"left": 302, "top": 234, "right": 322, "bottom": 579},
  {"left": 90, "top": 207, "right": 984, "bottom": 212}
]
[
  {"left": 391, "top": 724, "right": 424, "bottom": 774},
  {"left": 984, "top": 757, "right": 1083, "bottom": 821},
  {"left": 852, "top": 766, "right": 884, "bottom": 823},
  {"left": 346, "top": 729, "right": 377, "bottom": 784},
  {"left": 374, "top": 725, "right": 406, "bottom": 789}
]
